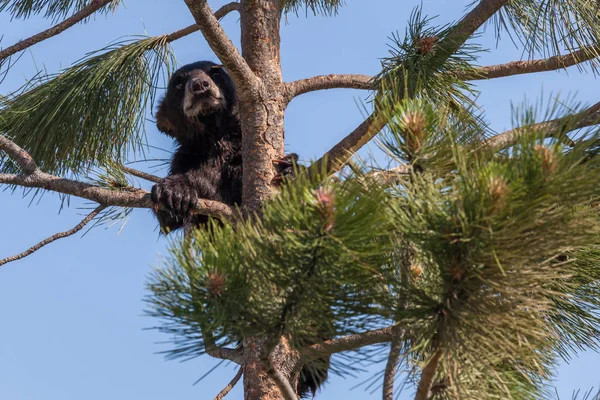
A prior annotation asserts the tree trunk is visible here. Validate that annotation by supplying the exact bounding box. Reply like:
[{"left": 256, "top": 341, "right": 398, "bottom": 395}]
[
  {"left": 243, "top": 336, "right": 300, "bottom": 400},
  {"left": 239, "top": 0, "right": 286, "bottom": 213},
  {"left": 238, "top": 1, "right": 291, "bottom": 398}
]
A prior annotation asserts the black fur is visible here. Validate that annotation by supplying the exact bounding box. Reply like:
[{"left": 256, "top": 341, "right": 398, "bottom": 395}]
[
  {"left": 151, "top": 61, "right": 242, "bottom": 233},
  {"left": 152, "top": 61, "right": 327, "bottom": 397}
]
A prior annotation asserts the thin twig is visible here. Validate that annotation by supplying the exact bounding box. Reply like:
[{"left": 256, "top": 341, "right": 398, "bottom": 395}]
[
  {"left": 0, "top": 0, "right": 114, "bottom": 62},
  {"left": 414, "top": 350, "right": 443, "bottom": 400},
  {"left": 183, "top": 0, "right": 257, "bottom": 95},
  {"left": 265, "top": 357, "right": 299, "bottom": 400},
  {"left": 120, "top": 165, "right": 162, "bottom": 183},
  {"left": 0, "top": 205, "right": 106, "bottom": 267},
  {"left": 214, "top": 367, "right": 243, "bottom": 400},
  {"left": 165, "top": 2, "right": 241, "bottom": 42}
]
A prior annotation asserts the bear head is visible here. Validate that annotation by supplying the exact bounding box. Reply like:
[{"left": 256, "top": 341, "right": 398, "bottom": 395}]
[{"left": 155, "top": 61, "right": 237, "bottom": 141}]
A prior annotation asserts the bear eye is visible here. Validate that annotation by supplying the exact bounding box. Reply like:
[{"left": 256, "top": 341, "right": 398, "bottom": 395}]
[
  {"left": 210, "top": 65, "right": 223, "bottom": 75},
  {"left": 172, "top": 77, "right": 185, "bottom": 90}
]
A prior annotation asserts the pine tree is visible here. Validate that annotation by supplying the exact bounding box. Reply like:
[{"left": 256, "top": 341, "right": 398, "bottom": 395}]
[{"left": 2, "top": 1, "right": 600, "bottom": 399}]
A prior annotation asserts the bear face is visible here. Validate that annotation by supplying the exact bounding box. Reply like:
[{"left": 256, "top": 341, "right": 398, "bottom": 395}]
[{"left": 155, "top": 61, "right": 237, "bottom": 142}]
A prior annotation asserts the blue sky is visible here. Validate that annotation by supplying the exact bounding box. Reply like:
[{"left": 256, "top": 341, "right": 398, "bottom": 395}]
[{"left": 1, "top": 0, "right": 599, "bottom": 399}]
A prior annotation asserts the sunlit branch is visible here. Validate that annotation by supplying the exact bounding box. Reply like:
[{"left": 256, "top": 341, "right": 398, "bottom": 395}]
[
  {"left": 463, "top": 45, "right": 600, "bottom": 80},
  {"left": 0, "top": 136, "right": 234, "bottom": 221},
  {"left": 284, "top": 74, "right": 374, "bottom": 103}
]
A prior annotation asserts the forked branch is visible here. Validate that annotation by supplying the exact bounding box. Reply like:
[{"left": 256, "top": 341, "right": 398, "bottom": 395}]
[
  {"left": 0, "top": 205, "right": 106, "bottom": 267},
  {"left": 182, "top": 0, "right": 257, "bottom": 94},
  {"left": 0, "top": 0, "right": 114, "bottom": 62}
]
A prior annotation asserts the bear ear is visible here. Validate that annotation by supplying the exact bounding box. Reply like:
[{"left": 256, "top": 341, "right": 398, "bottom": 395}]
[{"left": 155, "top": 101, "right": 175, "bottom": 136}]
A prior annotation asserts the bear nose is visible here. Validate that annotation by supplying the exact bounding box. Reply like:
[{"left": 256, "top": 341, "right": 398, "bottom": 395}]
[{"left": 189, "top": 78, "right": 211, "bottom": 94}]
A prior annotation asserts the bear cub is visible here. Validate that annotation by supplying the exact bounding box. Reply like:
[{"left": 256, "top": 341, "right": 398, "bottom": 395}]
[
  {"left": 151, "top": 61, "right": 242, "bottom": 233},
  {"left": 151, "top": 60, "right": 323, "bottom": 398}
]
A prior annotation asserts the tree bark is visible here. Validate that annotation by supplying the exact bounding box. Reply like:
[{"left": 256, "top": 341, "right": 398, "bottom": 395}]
[
  {"left": 243, "top": 337, "right": 300, "bottom": 400},
  {"left": 238, "top": 1, "right": 293, "bottom": 398},
  {"left": 239, "top": 0, "right": 286, "bottom": 213}
]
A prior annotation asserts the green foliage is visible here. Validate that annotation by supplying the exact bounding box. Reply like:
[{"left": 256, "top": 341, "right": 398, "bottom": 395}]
[
  {"left": 147, "top": 169, "right": 398, "bottom": 361},
  {"left": 0, "top": 36, "right": 174, "bottom": 175},
  {"left": 499, "top": 0, "right": 600, "bottom": 71},
  {"left": 375, "top": 8, "right": 486, "bottom": 144},
  {"left": 147, "top": 96, "right": 600, "bottom": 396},
  {"left": 380, "top": 100, "right": 600, "bottom": 398},
  {"left": 0, "top": 0, "right": 120, "bottom": 20}
]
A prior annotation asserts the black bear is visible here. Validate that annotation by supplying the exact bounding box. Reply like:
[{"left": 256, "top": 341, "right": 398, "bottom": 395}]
[
  {"left": 151, "top": 61, "right": 242, "bottom": 233},
  {"left": 151, "top": 60, "right": 326, "bottom": 397}
]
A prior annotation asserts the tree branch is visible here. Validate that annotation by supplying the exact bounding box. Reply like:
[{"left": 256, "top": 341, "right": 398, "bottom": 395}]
[
  {"left": 0, "top": 136, "right": 234, "bottom": 221},
  {"left": 0, "top": 0, "right": 114, "bottom": 62},
  {"left": 204, "top": 335, "right": 243, "bottom": 364},
  {"left": 284, "top": 74, "right": 374, "bottom": 103},
  {"left": 284, "top": 44, "right": 600, "bottom": 103},
  {"left": 444, "top": 0, "right": 510, "bottom": 48},
  {"left": 265, "top": 357, "right": 298, "bottom": 400},
  {"left": 311, "top": 0, "right": 510, "bottom": 174},
  {"left": 414, "top": 350, "right": 443, "bottom": 400},
  {"left": 214, "top": 367, "right": 243, "bottom": 400},
  {"left": 382, "top": 327, "right": 404, "bottom": 400},
  {"left": 485, "top": 101, "right": 600, "bottom": 150},
  {"left": 165, "top": 2, "right": 241, "bottom": 43},
  {"left": 0, "top": 135, "right": 38, "bottom": 174},
  {"left": 463, "top": 45, "right": 600, "bottom": 80},
  {"left": 0, "top": 172, "right": 234, "bottom": 220},
  {"left": 182, "top": 0, "right": 257, "bottom": 95},
  {"left": 311, "top": 112, "right": 388, "bottom": 173},
  {"left": 305, "top": 326, "right": 394, "bottom": 361},
  {"left": 0, "top": 205, "right": 106, "bottom": 267},
  {"left": 120, "top": 165, "right": 162, "bottom": 183}
]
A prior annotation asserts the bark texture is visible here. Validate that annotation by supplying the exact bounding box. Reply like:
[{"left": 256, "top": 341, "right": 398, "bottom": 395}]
[{"left": 239, "top": 0, "right": 286, "bottom": 213}]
